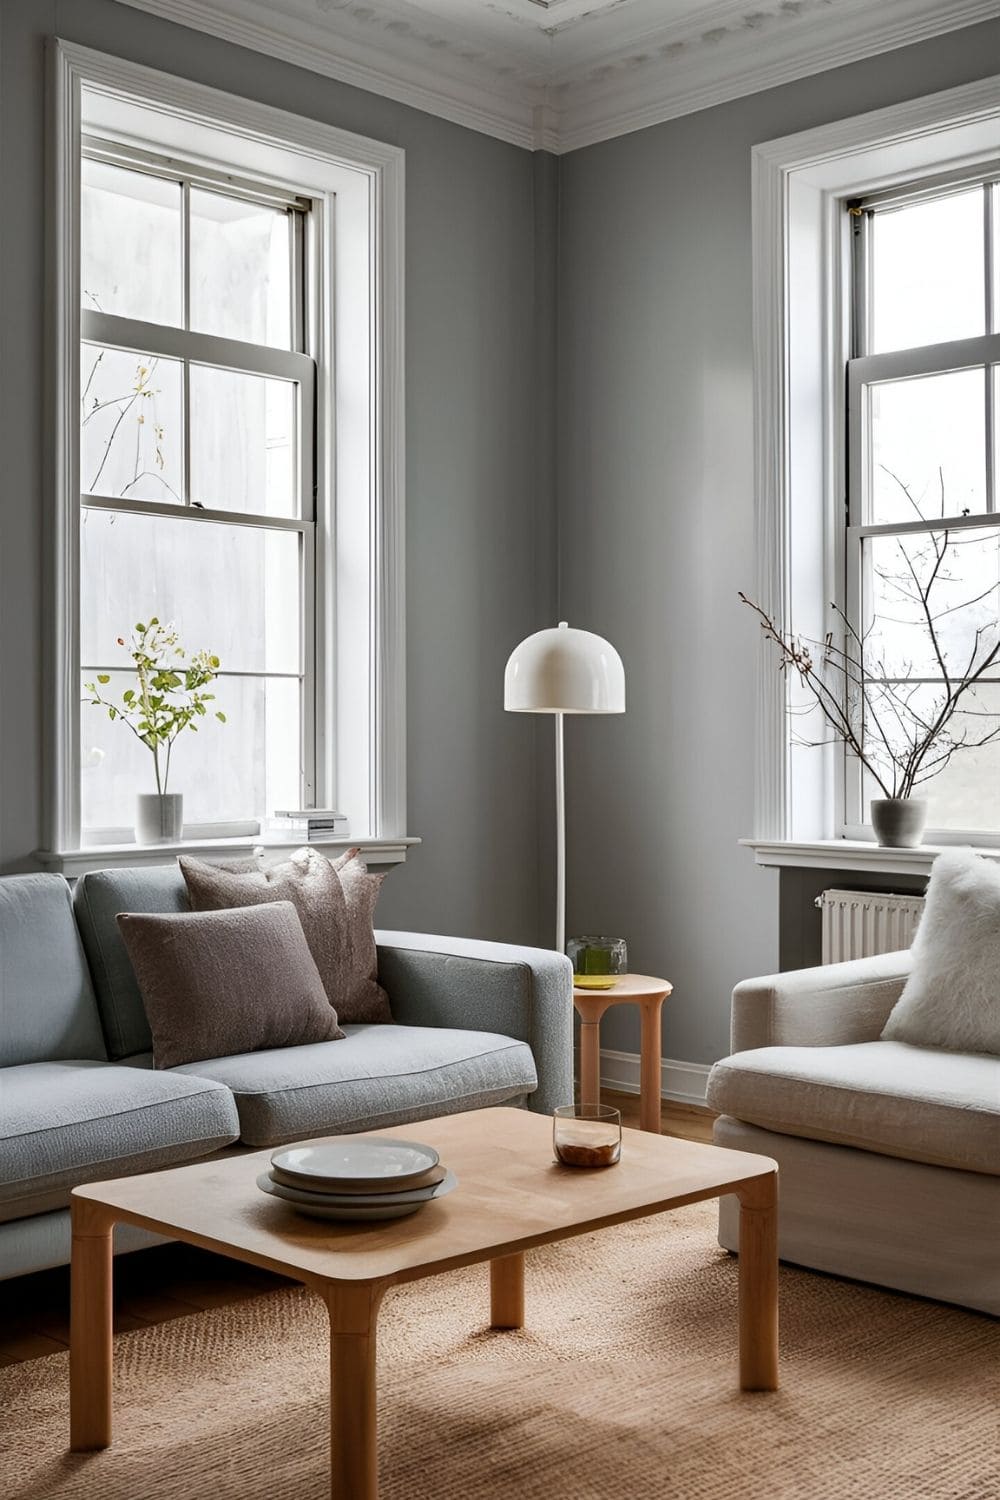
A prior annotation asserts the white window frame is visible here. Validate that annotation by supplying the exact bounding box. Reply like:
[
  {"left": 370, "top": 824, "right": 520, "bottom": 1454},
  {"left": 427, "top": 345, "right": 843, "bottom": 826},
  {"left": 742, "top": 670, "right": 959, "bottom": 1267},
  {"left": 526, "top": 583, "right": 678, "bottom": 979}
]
[
  {"left": 43, "top": 40, "right": 412, "bottom": 873},
  {"left": 745, "top": 72, "right": 1000, "bottom": 875},
  {"left": 80, "top": 137, "right": 317, "bottom": 846},
  {"left": 844, "top": 174, "right": 1000, "bottom": 838}
]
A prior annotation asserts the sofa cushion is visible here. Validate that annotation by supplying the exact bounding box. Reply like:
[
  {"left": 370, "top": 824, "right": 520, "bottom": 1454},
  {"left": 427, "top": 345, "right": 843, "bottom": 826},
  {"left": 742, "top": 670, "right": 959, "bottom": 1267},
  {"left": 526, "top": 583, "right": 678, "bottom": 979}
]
[
  {"left": 74, "top": 866, "right": 190, "bottom": 1059},
  {"left": 170, "top": 1024, "right": 538, "bottom": 1146},
  {"left": 882, "top": 849, "right": 1000, "bottom": 1055},
  {"left": 706, "top": 1041, "right": 1000, "bottom": 1176},
  {"left": 0, "top": 1059, "right": 240, "bottom": 1222},
  {"left": 0, "top": 874, "right": 106, "bottom": 1067},
  {"left": 180, "top": 847, "right": 393, "bottom": 1024},
  {"left": 118, "top": 902, "right": 345, "bottom": 1068}
]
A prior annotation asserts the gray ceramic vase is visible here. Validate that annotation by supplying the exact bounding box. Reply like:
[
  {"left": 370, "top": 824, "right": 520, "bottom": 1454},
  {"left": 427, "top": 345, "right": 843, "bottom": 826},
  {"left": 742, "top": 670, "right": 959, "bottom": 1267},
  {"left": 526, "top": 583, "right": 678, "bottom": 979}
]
[
  {"left": 135, "top": 792, "right": 184, "bottom": 845},
  {"left": 870, "top": 798, "right": 927, "bottom": 849}
]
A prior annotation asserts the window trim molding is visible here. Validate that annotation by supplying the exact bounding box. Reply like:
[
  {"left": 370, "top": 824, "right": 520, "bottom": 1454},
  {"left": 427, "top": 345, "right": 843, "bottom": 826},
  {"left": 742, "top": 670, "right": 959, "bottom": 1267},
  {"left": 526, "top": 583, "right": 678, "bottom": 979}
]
[
  {"left": 751, "top": 70, "right": 1000, "bottom": 849},
  {"left": 44, "top": 39, "right": 407, "bottom": 860}
]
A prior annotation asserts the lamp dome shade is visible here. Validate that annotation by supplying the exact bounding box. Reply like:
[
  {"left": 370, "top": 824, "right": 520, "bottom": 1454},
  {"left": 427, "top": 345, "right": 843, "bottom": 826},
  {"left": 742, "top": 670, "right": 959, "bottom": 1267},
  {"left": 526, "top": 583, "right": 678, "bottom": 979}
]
[{"left": 504, "top": 622, "right": 626, "bottom": 714}]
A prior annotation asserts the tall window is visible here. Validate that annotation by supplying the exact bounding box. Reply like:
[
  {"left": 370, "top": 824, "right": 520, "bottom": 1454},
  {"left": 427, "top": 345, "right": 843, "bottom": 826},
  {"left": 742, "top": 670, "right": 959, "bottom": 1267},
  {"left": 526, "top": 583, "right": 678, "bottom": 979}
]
[
  {"left": 78, "top": 141, "right": 316, "bottom": 842},
  {"left": 846, "top": 173, "right": 1000, "bottom": 837},
  {"left": 50, "top": 45, "right": 404, "bottom": 873}
]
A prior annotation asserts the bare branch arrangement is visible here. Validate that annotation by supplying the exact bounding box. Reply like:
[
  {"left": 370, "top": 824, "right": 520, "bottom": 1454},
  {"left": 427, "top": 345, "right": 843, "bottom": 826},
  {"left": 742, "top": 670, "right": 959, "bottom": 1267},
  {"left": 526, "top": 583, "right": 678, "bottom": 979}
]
[{"left": 743, "top": 469, "right": 1000, "bottom": 801}]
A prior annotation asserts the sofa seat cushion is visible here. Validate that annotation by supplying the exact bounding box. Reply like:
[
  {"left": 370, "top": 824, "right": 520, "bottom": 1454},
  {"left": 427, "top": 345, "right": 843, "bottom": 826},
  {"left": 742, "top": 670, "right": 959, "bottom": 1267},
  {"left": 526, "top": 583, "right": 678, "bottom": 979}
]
[
  {"left": 0, "top": 1060, "right": 240, "bottom": 1222},
  {"left": 170, "top": 1024, "right": 538, "bottom": 1146},
  {"left": 706, "top": 1041, "right": 1000, "bottom": 1176}
]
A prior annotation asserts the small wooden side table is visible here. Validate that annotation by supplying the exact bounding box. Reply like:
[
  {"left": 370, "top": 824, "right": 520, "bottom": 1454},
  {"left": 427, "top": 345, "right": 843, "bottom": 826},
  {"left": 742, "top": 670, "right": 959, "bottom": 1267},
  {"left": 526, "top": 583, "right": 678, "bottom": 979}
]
[{"left": 573, "top": 973, "right": 674, "bottom": 1134}]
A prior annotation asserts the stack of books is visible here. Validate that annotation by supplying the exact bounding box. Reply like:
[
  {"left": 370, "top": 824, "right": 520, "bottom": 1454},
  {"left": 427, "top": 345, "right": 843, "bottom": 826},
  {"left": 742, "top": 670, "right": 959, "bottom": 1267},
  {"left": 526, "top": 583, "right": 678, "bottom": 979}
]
[{"left": 274, "top": 809, "right": 349, "bottom": 842}]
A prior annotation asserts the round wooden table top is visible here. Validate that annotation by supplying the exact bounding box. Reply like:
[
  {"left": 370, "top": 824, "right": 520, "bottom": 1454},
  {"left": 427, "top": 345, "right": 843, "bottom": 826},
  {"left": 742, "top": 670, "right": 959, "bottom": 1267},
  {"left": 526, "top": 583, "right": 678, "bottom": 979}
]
[{"left": 572, "top": 973, "right": 673, "bottom": 1002}]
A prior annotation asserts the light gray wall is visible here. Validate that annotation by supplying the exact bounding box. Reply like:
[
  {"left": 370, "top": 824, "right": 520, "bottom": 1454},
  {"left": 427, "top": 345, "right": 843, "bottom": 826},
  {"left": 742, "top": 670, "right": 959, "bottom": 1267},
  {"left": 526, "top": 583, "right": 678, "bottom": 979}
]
[
  {"left": 3, "top": 0, "right": 998, "bottom": 1059},
  {"left": 556, "top": 18, "right": 1000, "bottom": 1065},
  {"left": 0, "top": 0, "right": 557, "bottom": 945}
]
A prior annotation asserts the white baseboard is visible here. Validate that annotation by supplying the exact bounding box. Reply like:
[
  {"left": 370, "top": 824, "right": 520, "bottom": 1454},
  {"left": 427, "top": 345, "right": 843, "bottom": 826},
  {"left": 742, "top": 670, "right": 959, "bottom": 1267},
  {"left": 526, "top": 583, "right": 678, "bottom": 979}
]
[{"left": 590, "top": 1048, "right": 711, "bottom": 1109}]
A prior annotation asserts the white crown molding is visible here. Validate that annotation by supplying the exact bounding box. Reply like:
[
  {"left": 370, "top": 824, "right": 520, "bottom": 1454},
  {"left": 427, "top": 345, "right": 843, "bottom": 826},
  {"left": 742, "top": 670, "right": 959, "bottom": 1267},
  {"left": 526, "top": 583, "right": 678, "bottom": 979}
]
[
  {"left": 112, "top": 0, "right": 1000, "bottom": 152},
  {"left": 111, "top": 0, "right": 544, "bottom": 149},
  {"left": 557, "top": 0, "right": 1000, "bottom": 152}
]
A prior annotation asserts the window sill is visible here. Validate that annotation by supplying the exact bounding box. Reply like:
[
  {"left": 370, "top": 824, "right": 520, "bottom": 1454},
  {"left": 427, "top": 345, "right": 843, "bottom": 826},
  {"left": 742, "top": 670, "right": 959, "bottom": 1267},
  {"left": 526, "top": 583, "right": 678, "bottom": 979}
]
[
  {"left": 36, "top": 835, "right": 421, "bottom": 879},
  {"left": 741, "top": 838, "right": 1000, "bottom": 876}
]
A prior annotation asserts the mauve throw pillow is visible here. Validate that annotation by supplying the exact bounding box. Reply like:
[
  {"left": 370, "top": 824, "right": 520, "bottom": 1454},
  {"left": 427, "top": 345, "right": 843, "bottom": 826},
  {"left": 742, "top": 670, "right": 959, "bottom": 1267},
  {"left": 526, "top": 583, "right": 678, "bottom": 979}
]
[
  {"left": 117, "top": 902, "right": 345, "bottom": 1069},
  {"left": 331, "top": 847, "right": 391, "bottom": 1023},
  {"left": 179, "top": 846, "right": 392, "bottom": 1023},
  {"left": 881, "top": 850, "right": 1000, "bottom": 1055}
]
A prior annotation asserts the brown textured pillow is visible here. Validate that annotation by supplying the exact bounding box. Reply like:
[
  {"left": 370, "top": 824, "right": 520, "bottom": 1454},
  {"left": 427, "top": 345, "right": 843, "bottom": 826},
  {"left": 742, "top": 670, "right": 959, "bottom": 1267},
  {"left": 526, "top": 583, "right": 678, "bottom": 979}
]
[
  {"left": 117, "top": 902, "right": 345, "bottom": 1069},
  {"left": 331, "top": 848, "right": 391, "bottom": 1022},
  {"left": 178, "top": 846, "right": 392, "bottom": 1023}
]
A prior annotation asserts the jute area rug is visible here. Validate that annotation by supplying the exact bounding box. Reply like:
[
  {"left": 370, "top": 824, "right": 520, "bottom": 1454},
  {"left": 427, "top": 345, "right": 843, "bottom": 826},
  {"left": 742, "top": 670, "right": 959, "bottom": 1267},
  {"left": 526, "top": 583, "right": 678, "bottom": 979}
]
[{"left": 1, "top": 1202, "right": 996, "bottom": 1500}]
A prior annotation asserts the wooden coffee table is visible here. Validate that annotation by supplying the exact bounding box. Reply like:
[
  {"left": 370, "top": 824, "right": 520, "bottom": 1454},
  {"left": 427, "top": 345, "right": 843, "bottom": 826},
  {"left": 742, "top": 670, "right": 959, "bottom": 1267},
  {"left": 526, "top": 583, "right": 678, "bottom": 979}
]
[{"left": 70, "top": 1107, "right": 778, "bottom": 1499}]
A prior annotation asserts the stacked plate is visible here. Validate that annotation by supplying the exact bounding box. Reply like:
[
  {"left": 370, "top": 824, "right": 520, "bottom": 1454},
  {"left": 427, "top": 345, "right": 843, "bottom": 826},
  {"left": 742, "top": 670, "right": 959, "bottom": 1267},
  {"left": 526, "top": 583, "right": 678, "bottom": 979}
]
[{"left": 257, "top": 1137, "right": 457, "bottom": 1222}]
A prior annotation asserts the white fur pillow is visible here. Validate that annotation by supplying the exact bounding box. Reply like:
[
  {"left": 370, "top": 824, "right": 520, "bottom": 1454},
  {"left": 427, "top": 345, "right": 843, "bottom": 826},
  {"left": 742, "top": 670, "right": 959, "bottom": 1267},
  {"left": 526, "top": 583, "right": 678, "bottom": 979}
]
[{"left": 881, "top": 850, "right": 1000, "bottom": 1055}]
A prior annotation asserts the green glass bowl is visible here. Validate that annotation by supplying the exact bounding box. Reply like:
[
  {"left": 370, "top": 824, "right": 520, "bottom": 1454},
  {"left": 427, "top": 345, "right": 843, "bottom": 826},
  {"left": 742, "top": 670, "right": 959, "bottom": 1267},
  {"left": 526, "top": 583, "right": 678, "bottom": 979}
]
[{"left": 567, "top": 936, "right": 628, "bottom": 990}]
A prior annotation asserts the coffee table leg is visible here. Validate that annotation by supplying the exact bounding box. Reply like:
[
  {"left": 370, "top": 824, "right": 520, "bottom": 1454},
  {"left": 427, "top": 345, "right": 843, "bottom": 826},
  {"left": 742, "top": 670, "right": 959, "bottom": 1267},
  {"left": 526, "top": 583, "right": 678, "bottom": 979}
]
[
  {"left": 325, "top": 1283, "right": 385, "bottom": 1500},
  {"left": 70, "top": 1198, "right": 114, "bottom": 1451},
  {"left": 736, "top": 1172, "right": 779, "bottom": 1391},
  {"left": 490, "top": 1253, "right": 524, "bottom": 1328}
]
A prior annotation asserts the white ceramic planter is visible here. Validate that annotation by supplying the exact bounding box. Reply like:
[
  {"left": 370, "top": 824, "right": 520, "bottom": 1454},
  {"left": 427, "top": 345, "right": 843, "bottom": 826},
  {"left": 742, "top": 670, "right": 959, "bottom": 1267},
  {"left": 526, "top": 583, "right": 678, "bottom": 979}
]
[
  {"left": 135, "top": 793, "right": 184, "bottom": 845},
  {"left": 870, "top": 798, "right": 927, "bottom": 849}
]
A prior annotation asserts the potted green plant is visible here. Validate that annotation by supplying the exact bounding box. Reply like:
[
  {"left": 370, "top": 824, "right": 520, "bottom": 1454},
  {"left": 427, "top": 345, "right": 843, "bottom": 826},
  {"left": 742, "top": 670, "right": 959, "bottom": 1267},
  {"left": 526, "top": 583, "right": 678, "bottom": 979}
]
[{"left": 85, "top": 619, "right": 226, "bottom": 845}]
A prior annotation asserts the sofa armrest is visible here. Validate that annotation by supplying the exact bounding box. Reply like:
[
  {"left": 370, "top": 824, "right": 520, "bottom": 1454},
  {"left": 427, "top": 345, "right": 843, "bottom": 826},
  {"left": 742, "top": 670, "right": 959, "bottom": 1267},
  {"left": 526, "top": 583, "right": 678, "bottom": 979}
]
[
  {"left": 375, "top": 930, "right": 573, "bottom": 1115},
  {"left": 731, "top": 949, "right": 913, "bottom": 1052}
]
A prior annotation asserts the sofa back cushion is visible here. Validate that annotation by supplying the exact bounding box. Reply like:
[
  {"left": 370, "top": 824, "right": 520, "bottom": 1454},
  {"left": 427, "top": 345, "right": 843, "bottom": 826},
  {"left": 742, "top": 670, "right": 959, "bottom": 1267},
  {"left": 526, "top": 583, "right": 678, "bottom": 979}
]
[
  {"left": 73, "top": 866, "right": 190, "bottom": 1059},
  {"left": 0, "top": 874, "right": 107, "bottom": 1066}
]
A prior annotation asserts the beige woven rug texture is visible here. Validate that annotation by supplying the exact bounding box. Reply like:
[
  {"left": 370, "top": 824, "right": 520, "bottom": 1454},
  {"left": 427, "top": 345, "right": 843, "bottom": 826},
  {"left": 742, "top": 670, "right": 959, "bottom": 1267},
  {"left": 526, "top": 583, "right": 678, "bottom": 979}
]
[{"left": 1, "top": 1202, "right": 997, "bottom": 1500}]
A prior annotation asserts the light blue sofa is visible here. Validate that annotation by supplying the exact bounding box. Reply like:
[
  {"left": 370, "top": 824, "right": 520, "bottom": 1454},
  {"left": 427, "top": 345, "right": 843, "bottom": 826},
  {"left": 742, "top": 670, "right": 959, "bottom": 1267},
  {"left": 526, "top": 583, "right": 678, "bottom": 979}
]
[{"left": 0, "top": 867, "right": 573, "bottom": 1280}]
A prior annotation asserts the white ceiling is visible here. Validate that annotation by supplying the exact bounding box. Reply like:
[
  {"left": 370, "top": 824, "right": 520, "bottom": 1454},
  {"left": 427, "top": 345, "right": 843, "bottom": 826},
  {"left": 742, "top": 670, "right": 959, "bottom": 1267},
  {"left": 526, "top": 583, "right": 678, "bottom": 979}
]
[{"left": 116, "top": 0, "right": 1000, "bottom": 151}]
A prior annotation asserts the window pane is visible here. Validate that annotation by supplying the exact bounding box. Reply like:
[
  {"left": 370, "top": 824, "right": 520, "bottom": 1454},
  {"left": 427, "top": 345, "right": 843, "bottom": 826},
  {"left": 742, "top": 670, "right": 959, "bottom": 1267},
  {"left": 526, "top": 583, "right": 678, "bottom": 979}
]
[
  {"left": 872, "top": 189, "right": 985, "bottom": 353},
  {"left": 190, "top": 366, "right": 296, "bottom": 516},
  {"left": 81, "top": 672, "right": 300, "bottom": 832},
  {"left": 81, "top": 509, "right": 301, "bottom": 675},
  {"left": 81, "top": 159, "right": 182, "bottom": 326},
  {"left": 81, "top": 345, "right": 184, "bottom": 503},
  {"left": 861, "top": 684, "right": 1000, "bottom": 832},
  {"left": 869, "top": 369, "right": 986, "bottom": 525},
  {"left": 190, "top": 189, "right": 291, "bottom": 348},
  {"left": 862, "top": 526, "right": 1000, "bottom": 680}
]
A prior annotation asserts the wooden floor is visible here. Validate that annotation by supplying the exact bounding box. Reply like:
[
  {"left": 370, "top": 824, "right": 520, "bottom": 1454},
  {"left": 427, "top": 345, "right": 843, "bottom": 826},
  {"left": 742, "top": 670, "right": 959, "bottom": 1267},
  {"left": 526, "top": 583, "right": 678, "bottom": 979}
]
[{"left": 0, "top": 1097, "right": 715, "bottom": 1366}]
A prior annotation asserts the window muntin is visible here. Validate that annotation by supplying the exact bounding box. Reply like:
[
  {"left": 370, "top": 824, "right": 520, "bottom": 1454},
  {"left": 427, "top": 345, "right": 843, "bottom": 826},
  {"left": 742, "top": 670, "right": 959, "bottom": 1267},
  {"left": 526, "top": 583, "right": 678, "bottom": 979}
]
[
  {"left": 78, "top": 144, "right": 316, "bottom": 843},
  {"left": 846, "top": 177, "right": 1000, "bottom": 837}
]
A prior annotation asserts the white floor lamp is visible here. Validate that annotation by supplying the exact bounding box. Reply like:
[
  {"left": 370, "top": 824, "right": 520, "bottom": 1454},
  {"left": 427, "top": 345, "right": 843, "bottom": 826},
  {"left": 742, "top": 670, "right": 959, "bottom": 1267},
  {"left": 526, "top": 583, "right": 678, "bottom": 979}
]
[{"left": 504, "top": 621, "right": 626, "bottom": 954}]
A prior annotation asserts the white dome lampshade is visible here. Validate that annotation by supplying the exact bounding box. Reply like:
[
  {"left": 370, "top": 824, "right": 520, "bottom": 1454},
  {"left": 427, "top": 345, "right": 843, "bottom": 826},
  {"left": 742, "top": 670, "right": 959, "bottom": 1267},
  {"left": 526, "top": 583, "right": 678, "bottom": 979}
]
[{"left": 504, "top": 622, "right": 626, "bottom": 715}]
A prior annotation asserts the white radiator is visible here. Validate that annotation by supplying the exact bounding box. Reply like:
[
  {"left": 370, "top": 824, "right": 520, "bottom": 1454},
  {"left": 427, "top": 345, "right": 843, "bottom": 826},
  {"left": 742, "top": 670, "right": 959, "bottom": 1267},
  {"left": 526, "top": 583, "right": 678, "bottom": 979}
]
[{"left": 816, "top": 889, "right": 924, "bottom": 964}]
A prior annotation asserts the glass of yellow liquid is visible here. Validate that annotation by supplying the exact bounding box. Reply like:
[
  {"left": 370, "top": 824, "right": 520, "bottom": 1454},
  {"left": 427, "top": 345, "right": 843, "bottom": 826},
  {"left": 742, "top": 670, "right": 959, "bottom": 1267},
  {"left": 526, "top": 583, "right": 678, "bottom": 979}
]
[{"left": 567, "top": 936, "right": 627, "bottom": 990}]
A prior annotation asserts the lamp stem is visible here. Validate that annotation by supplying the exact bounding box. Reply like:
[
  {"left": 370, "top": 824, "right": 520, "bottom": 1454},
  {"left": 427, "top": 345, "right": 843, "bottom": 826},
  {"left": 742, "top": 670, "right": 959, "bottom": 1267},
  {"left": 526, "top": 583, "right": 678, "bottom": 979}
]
[{"left": 555, "top": 710, "right": 565, "bottom": 955}]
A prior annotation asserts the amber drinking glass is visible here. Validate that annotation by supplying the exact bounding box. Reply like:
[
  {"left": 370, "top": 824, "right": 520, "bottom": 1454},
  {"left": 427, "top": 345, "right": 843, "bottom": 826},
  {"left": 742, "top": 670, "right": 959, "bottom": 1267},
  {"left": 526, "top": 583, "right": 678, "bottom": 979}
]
[{"left": 553, "top": 1104, "right": 622, "bottom": 1168}]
